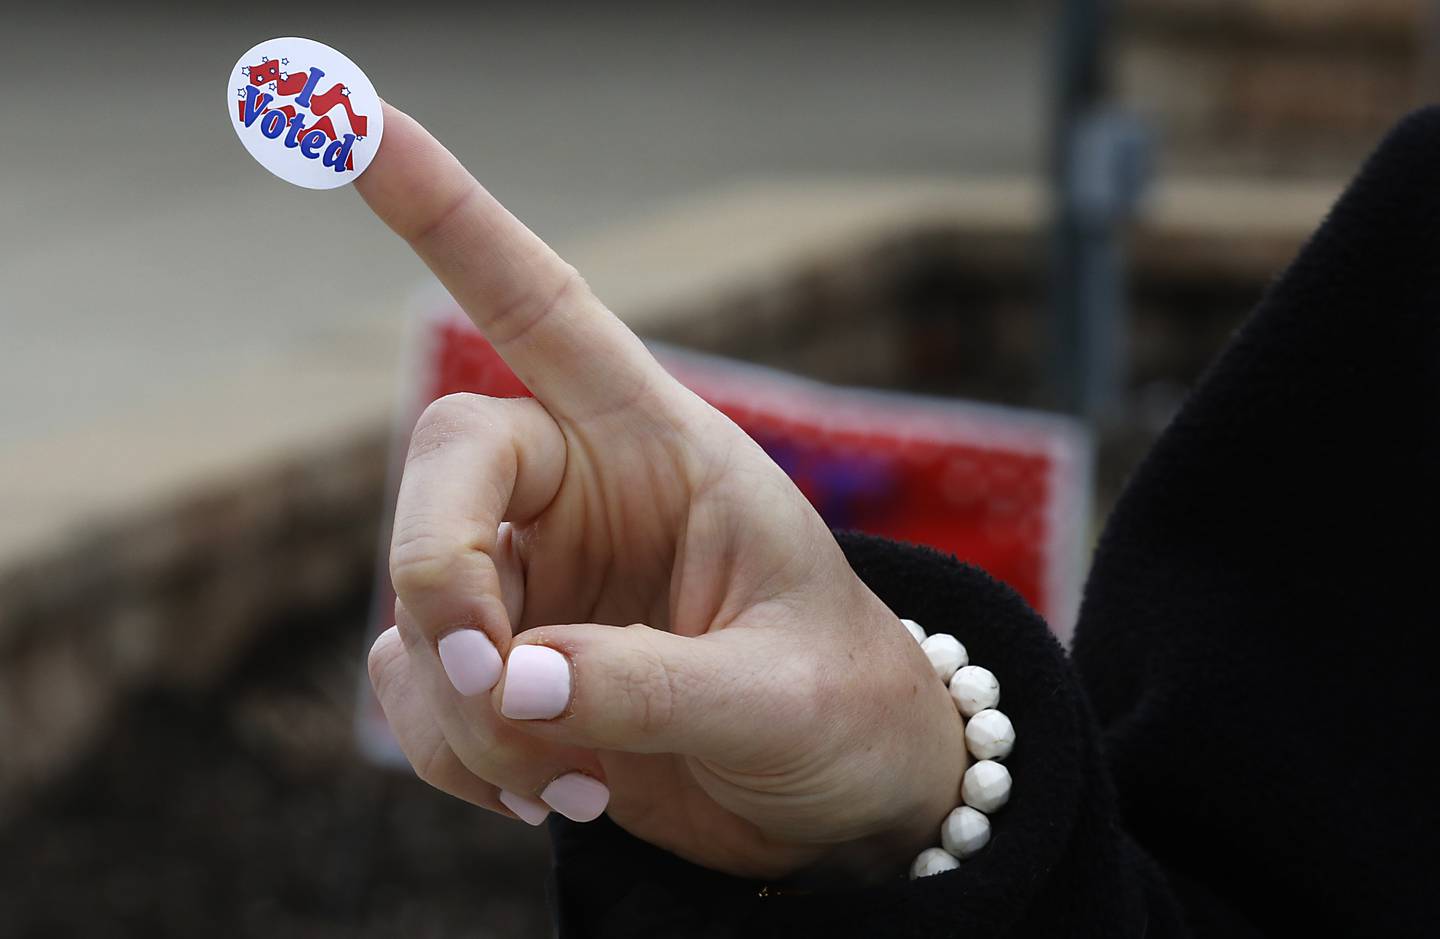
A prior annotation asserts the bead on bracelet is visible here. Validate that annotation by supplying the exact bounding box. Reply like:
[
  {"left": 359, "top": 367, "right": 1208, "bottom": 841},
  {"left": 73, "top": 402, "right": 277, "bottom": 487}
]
[{"left": 900, "top": 617, "right": 1016, "bottom": 880}]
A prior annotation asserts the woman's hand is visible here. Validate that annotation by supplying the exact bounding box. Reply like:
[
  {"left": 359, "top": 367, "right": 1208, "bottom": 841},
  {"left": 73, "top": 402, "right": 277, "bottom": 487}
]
[{"left": 360, "top": 104, "right": 967, "bottom": 881}]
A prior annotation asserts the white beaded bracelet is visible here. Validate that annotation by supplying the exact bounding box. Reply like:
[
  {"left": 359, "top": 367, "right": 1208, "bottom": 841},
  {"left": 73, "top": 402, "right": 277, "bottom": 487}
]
[{"left": 900, "top": 618, "right": 1016, "bottom": 879}]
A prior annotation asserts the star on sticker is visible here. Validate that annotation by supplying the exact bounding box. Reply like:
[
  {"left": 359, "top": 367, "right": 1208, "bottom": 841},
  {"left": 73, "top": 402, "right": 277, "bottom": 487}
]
[
  {"left": 268, "top": 82, "right": 277, "bottom": 91},
  {"left": 340, "top": 86, "right": 351, "bottom": 96},
  {"left": 236, "top": 88, "right": 245, "bottom": 98},
  {"left": 279, "top": 71, "right": 289, "bottom": 80},
  {"left": 261, "top": 55, "right": 269, "bottom": 62},
  {"left": 241, "top": 66, "right": 250, "bottom": 75},
  {"left": 280, "top": 57, "right": 289, "bottom": 65}
]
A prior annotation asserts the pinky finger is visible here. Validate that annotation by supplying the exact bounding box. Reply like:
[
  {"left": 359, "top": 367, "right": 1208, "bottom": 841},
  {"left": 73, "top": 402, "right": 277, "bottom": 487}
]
[{"left": 368, "top": 626, "right": 550, "bottom": 825}]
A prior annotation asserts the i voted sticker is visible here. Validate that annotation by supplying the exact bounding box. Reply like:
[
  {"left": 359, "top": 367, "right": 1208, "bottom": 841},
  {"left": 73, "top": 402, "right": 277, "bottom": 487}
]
[{"left": 227, "top": 37, "right": 383, "bottom": 190}]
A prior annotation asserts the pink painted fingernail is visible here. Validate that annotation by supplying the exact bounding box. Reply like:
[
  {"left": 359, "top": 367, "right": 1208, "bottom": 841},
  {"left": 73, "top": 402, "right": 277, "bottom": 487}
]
[
  {"left": 499, "top": 789, "right": 551, "bottom": 826},
  {"left": 437, "top": 629, "right": 502, "bottom": 697},
  {"left": 501, "top": 645, "right": 571, "bottom": 719},
  {"left": 541, "top": 773, "right": 610, "bottom": 822}
]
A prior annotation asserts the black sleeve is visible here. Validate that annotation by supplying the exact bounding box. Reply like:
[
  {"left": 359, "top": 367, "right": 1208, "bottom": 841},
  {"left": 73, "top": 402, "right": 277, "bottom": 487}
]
[
  {"left": 545, "top": 108, "right": 1440, "bottom": 938},
  {"left": 1069, "top": 107, "right": 1440, "bottom": 938}
]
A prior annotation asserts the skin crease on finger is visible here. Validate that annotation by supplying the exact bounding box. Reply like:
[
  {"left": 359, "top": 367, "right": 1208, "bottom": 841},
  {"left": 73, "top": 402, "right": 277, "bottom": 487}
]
[{"left": 359, "top": 103, "right": 969, "bottom": 882}]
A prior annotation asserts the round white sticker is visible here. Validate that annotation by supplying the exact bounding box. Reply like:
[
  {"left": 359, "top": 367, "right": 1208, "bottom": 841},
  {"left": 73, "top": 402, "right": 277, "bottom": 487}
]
[{"left": 227, "top": 37, "right": 383, "bottom": 190}]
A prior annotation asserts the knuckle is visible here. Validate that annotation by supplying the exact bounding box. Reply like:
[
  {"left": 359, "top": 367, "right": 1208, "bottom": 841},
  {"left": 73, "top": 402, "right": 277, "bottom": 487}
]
[
  {"left": 614, "top": 625, "right": 678, "bottom": 738},
  {"left": 366, "top": 631, "right": 408, "bottom": 701},
  {"left": 408, "top": 393, "right": 486, "bottom": 461},
  {"left": 411, "top": 738, "right": 457, "bottom": 791},
  {"left": 488, "top": 263, "right": 586, "bottom": 347},
  {"left": 388, "top": 526, "right": 460, "bottom": 599}
]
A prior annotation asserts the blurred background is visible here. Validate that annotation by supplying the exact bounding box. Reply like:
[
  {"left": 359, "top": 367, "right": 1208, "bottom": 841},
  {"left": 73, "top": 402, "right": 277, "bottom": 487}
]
[{"left": 0, "top": 0, "right": 1430, "bottom": 934}]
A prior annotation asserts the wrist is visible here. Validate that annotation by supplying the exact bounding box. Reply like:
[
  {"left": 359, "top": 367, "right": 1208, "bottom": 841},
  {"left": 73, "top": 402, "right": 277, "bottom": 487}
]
[
  {"left": 892, "top": 673, "right": 971, "bottom": 865},
  {"left": 789, "top": 607, "right": 972, "bottom": 887}
]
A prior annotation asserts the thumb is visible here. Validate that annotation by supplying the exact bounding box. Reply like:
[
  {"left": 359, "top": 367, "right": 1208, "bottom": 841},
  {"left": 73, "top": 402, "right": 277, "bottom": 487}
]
[{"left": 493, "top": 623, "right": 818, "bottom": 762}]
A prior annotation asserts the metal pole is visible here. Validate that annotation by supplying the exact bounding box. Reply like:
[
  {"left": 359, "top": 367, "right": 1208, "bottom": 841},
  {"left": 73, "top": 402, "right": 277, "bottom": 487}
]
[{"left": 1050, "top": 0, "right": 1137, "bottom": 422}]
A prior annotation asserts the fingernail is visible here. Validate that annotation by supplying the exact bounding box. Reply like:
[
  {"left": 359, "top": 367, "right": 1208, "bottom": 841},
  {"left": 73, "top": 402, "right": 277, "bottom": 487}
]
[
  {"left": 501, "top": 644, "right": 571, "bottom": 720},
  {"left": 541, "top": 772, "right": 610, "bottom": 822},
  {"left": 437, "top": 629, "right": 502, "bottom": 697},
  {"left": 499, "top": 789, "right": 551, "bottom": 826}
]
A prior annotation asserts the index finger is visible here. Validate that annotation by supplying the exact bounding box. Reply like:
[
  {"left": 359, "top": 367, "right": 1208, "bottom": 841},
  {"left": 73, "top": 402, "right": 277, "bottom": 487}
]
[{"left": 355, "top": 102, "right": 662, "bottom": 417}]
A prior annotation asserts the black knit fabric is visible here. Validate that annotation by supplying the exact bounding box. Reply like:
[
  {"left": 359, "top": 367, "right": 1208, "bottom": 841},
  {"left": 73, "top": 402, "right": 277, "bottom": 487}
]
[
  {"left": 1068, "top": 102, "right": 1440, "bottom": 936},
  {"left": 545, "top": 108, "right": 1440, "bottom": 937}
]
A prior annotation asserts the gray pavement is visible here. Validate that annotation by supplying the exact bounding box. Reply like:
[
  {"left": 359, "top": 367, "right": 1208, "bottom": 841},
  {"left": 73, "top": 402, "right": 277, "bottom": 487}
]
[{"left": 1, "top": 2, "right": 1045, "bottom": 452}]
